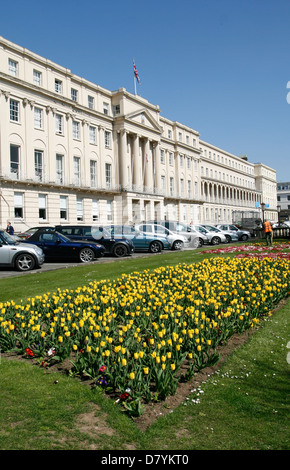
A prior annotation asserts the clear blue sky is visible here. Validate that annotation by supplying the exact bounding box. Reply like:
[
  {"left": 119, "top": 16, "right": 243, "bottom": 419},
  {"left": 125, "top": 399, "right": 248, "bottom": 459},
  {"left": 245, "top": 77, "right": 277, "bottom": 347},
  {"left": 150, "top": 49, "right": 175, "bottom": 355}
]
[{"left": 1, "top": 0, "right": 289, "bottom": 182}]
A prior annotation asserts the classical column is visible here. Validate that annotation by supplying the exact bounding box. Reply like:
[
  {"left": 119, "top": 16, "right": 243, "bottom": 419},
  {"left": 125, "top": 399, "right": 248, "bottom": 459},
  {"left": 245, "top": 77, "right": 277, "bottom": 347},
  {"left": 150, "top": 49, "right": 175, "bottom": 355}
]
[
  {"left": 153, "top": 141, "right": 161, "bottom": 193},
  {"left": 132, "top": 133, "right": 142, "bottom": 190},
  {"left": 120, "top": 129, "right": 128, "bottom": 190},
  {"left": 144, "top": 138, "right": 153, "bottom": 191}
]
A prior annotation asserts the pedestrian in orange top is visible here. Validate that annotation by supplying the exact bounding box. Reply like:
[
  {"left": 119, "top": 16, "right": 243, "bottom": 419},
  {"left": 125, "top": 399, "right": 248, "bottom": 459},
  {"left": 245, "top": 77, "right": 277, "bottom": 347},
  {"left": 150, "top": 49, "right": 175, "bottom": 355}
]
[{"left": 263, "top": 219, "right": 273, "bottom": 246}]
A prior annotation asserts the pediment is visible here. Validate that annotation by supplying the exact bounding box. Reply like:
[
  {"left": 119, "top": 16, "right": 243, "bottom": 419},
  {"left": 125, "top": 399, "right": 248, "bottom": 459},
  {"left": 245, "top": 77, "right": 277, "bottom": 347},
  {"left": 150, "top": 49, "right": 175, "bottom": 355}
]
[{"left": 124, "top": 108, "right": 162, "bottom": 133}]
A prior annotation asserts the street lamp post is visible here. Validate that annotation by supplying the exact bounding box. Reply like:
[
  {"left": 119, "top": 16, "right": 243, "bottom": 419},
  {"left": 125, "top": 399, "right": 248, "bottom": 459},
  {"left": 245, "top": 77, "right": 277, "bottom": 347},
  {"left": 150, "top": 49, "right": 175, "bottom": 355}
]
[
  {"left": 261, "top": 202, "right": 265, "bottom": 223},
  {"left": 277, "top": 205, "right": 281, "bottom": 225}
]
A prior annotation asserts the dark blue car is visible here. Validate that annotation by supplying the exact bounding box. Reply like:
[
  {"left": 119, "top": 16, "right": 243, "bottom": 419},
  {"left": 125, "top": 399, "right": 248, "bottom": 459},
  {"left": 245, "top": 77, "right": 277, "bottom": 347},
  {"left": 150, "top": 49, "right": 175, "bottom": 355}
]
[
  {"left": 22, "top": 229, "right": 105, "bottom": 263},
  {"left": 55, "top": 225, "right": 134, "bottom": 257}
]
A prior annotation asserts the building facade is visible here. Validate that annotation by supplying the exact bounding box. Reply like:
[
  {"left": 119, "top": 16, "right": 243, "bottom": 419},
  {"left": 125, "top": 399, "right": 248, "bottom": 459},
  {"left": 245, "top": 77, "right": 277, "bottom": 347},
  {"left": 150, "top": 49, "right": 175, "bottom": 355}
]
[
  {"left": 277, "top": 182, "right": 290, "bottom": 221},
  {"left": 0, "top": 36, "right": 278, "bottom": 232}
]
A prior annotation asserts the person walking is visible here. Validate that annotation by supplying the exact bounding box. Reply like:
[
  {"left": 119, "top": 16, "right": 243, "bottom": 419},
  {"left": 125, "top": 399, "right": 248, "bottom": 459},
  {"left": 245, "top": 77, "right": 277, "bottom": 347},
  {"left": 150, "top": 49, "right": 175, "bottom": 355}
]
[
  {"left": 263, "top": 219, "right": 273, "bottom": 246},
  {"left": 6, "top": 221, "right": 14, "bottom": 235}
]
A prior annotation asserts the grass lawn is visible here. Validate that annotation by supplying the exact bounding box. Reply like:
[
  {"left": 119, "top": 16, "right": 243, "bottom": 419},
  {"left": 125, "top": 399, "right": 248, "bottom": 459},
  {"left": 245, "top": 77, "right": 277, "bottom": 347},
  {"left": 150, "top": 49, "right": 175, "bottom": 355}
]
[{"left": 0, "top": 245, "right": 289, "bottom": 451}]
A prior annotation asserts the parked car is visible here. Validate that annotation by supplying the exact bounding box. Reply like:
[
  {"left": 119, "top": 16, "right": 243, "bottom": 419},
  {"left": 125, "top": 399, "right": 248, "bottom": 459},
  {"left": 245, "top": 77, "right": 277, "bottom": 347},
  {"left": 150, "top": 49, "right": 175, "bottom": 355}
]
[
  {"left": 191, "top": 224, "right": 227, "bottom": 245},
  {"left": 0, "top": 229, "right": 45, "bottom": 271},
  {"left": 21, "top": 228, "right": 105, "bottom": 263},
  {"left": 135, "top": 223, "right": 189, "bottom": 250},
  {"left": 55, "top": 225, "right": 134, "bottom": 258},
  {"left": 217, "top": 224, "right": 251, "bottom": 241},
  {"left": 153, "top": 220, "right": 206, "bottom": 247},
  {"left": 17, "top": 226, "right": 55, "bottom": 239},
  {"left": 201, "top": 224, "right": 238, "bottom": 243},
  {"left": 104, "top": 225, "right": 172, "bottom": 253}
]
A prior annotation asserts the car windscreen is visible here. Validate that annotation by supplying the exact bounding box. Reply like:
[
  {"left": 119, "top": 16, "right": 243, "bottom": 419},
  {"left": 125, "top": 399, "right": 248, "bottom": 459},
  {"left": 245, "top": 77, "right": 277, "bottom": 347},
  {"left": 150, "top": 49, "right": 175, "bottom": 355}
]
[
  {"left": 0, "top": 231, "right": 16, "bottom": 245},
  {"left": 91, "top": 227, "right": 111, "bottom": 238}
]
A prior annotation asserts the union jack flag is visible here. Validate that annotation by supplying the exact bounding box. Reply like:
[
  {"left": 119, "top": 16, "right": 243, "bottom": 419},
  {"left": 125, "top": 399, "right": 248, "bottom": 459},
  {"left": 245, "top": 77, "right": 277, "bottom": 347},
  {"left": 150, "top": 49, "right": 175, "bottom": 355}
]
[{"left": 133, "top": 61, "right": 141, "bottom": 84}]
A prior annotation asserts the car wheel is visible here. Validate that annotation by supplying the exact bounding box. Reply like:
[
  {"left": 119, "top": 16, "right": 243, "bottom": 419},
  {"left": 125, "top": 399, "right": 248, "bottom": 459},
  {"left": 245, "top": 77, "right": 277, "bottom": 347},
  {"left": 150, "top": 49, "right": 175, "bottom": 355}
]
[
  {"left": 79, "top": 247, "right": 95, "bottom": 263},
  {"left": 149, "top": 241, "right": 162, "bottom": 253},
  {"left": 225, "top": 235, "right": 231, "bottom": 243},
  {"left": 172, "top": 240, "right": 184, "bottom": 250},
  {"left": 241, "top": 234, "right": 249, "bottom": 241},
  {"left": 113, "top": 244, "right": 128, "bottom": 257},
  {"left": 211, "top": 236, "right": 221, "bottom": 245},
  {"left": 15, "top": 253, "right": 35, "bottom": 271},
  {"left": 198, "top": 238, "right": 204, "bottom": 247}
]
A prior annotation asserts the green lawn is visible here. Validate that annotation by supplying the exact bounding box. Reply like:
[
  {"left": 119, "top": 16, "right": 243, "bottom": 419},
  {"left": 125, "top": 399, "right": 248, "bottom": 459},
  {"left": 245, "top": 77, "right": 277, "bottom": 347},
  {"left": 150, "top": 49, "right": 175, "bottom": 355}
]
[{"left": 0, "top": 246, "right": 289, "bottom": 450}]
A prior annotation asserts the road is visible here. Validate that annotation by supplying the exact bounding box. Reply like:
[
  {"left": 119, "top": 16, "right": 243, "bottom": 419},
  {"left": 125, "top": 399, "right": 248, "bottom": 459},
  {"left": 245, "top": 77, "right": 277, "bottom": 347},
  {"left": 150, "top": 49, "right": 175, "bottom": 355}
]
[{"left": 0, "top": 250, "right": 185, "bottom": 279}]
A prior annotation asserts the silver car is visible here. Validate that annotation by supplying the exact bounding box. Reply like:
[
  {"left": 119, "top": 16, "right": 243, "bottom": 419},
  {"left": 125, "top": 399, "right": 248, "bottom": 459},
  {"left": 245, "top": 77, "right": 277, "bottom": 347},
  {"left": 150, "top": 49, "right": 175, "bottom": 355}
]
[
  {"left": 150, "top": 220, "right": 203, "bottom": 247},
  {"left": 217, "top": 224, "right": 251, "bottom": 241},
  {"left": 201, "top": 224, "right": 238, "bottom": 243},
  {"left": 0, "top": 229, "right": 45, "bottom": 271},
  {"left": 191, "top": 224, "right": 227, "bottom": 245}
]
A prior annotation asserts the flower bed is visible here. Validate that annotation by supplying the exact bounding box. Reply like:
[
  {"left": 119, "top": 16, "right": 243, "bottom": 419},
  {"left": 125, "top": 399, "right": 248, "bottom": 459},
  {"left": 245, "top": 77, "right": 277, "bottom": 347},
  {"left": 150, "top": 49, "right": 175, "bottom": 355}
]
[
  {"left": 202, "top": 242, "right": 290, "bottom": 255},
  {"left": 0, "top": 257, "right": 289, "bottom": 416}
]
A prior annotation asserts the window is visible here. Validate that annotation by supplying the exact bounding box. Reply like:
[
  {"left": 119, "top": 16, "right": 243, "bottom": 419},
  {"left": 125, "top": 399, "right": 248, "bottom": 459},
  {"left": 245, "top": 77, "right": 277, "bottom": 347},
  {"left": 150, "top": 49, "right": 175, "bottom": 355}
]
[
  {"left": 14, "top": 192, "right": 24, "bottom": 218},
  {"left": 103, "top": 102, "right": 109, "bottom": 115},
  {"left": 73, "top": 157, "right": 81, "bottom": 185},
  {"left": 187, "top": 158, "right": 191, "bottom": 169},
  {"left": 10, "top": 144, "right": 20, "bottom": 179},
  {"left": 55, "top": 114, "right": 63, "bottom": 134},
  {"left": 187, "top": 180, "right": 191, "bottom": 198},
  {"left": 88, "top": 95, "right": 94, "bottom": 109},
  {"left": 33, "top": 69, "right": 42, "bottom": 86},
  {"left": 169, "top": 152, "right": 173, "bottom": 166},
  {"left": 89, "top": 126, "right": 96, "bottom": 144},
  {"left": 38, "top": 194, "right": 47, "bottom": 220},
  {"left": 92, "top": 199, "right": 99, "bottom": 221},
  {"left": 76, "top": 197, "right": 83, "bottom": 221},
  {"left": 34, "top": 107, "right": 43, "bottom": 129},
  {"left": 55, "top": 79, "right": 62, "bottom": 94},
  {"left": 178, "top": 132, "right": 182, "bottom": 142},
  {"left": 72, "top": 121, "right": 80, "bottom": 139},
  {"left": 56, "top": 154, "right": 64, "bottom": 184},
  {"left": 113, "top": 104, "right": 120, "bottom": 116},
  {"left": 34, "top": 150, "right": 43, "bottom": 181},
  {"left": 8, "top": 59, "right": 18, "bottom": 76},
  {"left": 105, "top": 131, "right": 111, "bottom": 148},
  {"left": 107, "top": 200, "right": 112, "bottom": 221},
  {"left": 161, "top": 175, "right": 165, "bottom": 193},
  {"left": 170, "top": 177, "right": 174, "bottom": 196},
  {"left": 179, "top": 155, "right": 183, "bottom": 167},
  {"left": 90, "top": 160, "right": 97, "bottom": 187},
  {"left": 71, "top": 88, "right": 78, "bottom": 102},
  {"left": 60, "top": 196, "right": 68, "bottom": 220},
  {"left": 160, "top": 149, "right": 165, "bottom": 164},
  {"left": 105, "top": 163, "right": 112, "bottom": 188},
  {"left": 168, "top": 130, "right": 172, "bottom": 139},
  {"left": 10, "top": 99, "right": 19, "bottom": 122},
  {"left": 180, "top": 178, "right": 184, "bottom": 197}
]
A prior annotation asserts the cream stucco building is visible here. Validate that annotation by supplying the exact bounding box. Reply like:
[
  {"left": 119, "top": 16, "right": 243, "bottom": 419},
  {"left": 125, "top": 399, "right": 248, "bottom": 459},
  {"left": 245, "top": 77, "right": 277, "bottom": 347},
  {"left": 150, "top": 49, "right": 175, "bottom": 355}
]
[{"left": 0, "top": 36, "right": 278, "bottom": 232}]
